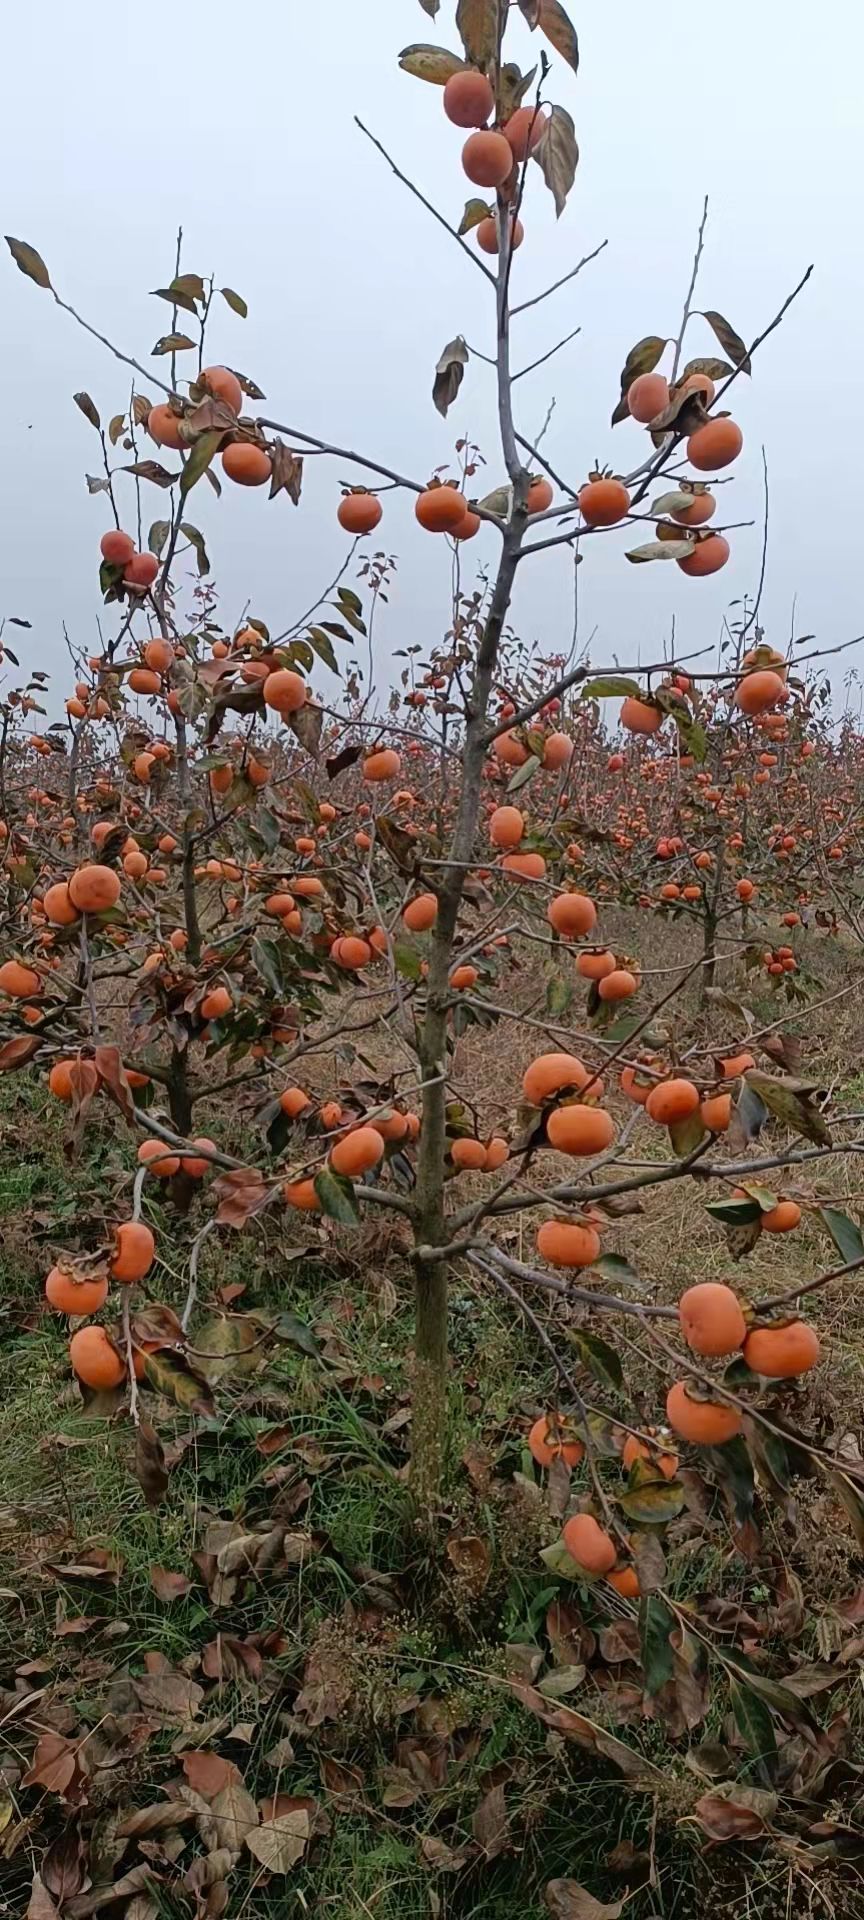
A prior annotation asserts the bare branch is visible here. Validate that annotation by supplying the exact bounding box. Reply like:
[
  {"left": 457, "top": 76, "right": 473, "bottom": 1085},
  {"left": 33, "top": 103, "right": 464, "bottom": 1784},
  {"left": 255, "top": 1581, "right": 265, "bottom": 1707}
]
[
  {"left": 354, "top": 116, "right": 496, "bottom": 286},
  {"left": 510, "top": 239, "right": 609, "bottom": 318}
]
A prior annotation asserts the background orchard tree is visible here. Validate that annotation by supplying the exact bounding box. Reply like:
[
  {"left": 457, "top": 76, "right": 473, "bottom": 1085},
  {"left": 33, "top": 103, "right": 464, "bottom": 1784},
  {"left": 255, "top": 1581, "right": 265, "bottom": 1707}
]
[{"left": 7, "top": 13, "right": 864, "bottom": 1863}]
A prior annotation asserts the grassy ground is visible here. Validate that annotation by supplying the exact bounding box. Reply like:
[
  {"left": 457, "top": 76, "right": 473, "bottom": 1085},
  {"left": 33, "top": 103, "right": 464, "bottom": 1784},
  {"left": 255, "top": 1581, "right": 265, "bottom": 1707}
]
[{"left": 2, "top": 924, "right": 864, "bottom": 1916}]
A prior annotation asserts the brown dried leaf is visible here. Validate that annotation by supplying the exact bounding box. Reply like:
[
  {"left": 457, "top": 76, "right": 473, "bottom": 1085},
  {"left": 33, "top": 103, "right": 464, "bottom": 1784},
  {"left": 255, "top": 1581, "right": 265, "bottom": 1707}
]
[
  {"left": 181, "top": 1751, "right": 242, "bottom": 1801},
  {"left": 545, "top": 1883, "right": 624, "bottom": 1920},
  {"left": 22, "top": 1733, "right": 77, "bottom": 1796},
  {"left": 116, "top": 1803, "right": 194, "bottom": 1838},
  {"left": 245, "top": 1808, "right": 310, "bottom": 1873},
  {"left": 41, "top": 1826, "right": 87, "bottom": 1902},
  {"left": 133, "top": 1424, "right": 170, "bottom": 1508},
  {"left": 206, "top": 1778, "right": 259, "bottom": 1853},
  {"left": 27, "top": 1878, "right": 61, "bottom": 1920},
  {"left": 692, "top": 1786, "right": 776, "bottom": 1841},
  {"left": 420, "top": 1834, "right": 473, "bottom": 1872},
  {"left": 132, "top": 1671, "right": 204, "bottom": 1726},
  {"left": 512, "top": 1685, "right": 662, "bottom": 1784},
  {"left": 149, "top": 1567, "right": 192, "bottom": 1603},
  {"left": 472, "top": 1782, "right": 509, "bottom": 1858}
]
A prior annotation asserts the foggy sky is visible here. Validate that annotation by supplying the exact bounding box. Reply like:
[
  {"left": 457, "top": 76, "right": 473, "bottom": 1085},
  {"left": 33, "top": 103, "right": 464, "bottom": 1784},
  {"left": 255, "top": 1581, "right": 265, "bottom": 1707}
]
[{"left": 3, "top": 1, "right": 861, "bottom": 721}]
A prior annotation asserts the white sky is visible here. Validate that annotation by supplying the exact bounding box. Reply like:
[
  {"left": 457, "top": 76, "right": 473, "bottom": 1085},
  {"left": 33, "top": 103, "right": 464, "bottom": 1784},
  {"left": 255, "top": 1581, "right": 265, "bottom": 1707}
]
[{"left": 3, "top": 0, "right": 862, "bottom": 716}]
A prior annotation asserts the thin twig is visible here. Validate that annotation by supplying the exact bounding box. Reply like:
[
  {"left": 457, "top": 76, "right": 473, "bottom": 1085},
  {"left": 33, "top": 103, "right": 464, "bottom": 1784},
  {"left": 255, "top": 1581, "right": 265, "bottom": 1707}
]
[
  {"left": 510, "top": 240, "right": 609, "bottom": 317},
  {"left": 670, "top": 195, "right": 709, "bottom": 382},
  {"left": 354, "top": 116, "right": 496, "bottom": 286}
]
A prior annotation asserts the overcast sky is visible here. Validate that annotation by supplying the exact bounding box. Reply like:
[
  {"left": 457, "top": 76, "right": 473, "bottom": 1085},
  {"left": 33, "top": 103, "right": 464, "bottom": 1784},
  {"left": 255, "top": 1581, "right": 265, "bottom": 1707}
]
[{"left": 3, "top": 1, "right": 862, "bottom": 719}]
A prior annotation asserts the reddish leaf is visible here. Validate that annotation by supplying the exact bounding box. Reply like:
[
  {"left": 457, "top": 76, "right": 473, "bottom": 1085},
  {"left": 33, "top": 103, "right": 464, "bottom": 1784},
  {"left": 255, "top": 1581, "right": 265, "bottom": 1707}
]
[
  {"left": 181, "top": 1751, "right": 242, "bottom": 1800},
  {"left": 0, "top": 1035, "right": 41, "bottom": 1072},
  {"left": 149, "top": 1566, "right": 192, "bottom": 1603}
]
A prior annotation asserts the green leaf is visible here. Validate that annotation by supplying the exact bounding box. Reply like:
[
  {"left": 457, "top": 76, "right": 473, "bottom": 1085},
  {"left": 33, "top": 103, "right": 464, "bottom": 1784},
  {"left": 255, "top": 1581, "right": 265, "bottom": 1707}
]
[
  {"left": 171, "top": 273, "right": 205, "bottom": 301},
  {"left": 706, "top": 1195, "right": 762, "bottom": 1226},
  {"left": 393, "top": 942, "right": 422, "bottom": 983},
  {"left": 507, "top": 753, "right": 542, "bottom": 794},
  {"left": 680, "top": 355, "right": 734, "bottom": 383},
  {"left": 151, "top": 284, "right": 199, "bottom": 315},
  {"left": 221, "top": 286, "right": 248, "bottom": 318},
  {"left": 307, "top": 627, "right": 340, "bottom": 674},
  {"left": 532, "top": 105, "right": 578, "bottom": 219},
  {"left": 398, "top": 43, "right": 465, "bottom": 84},
  {"left": 546, "top": 974, "right": 572, "bottom": 1017},
  {"left": 743, "top": 1070, "right": 831, "bottom": 1147},
  {"left": 539, "top": 1540, "right": 585, "bottom": 1582},
  {"left": 626, "top": 539, "right": 694, "bottom": 564},
  {"left": 611, "top": 337, "right": 667, "bottom": 426},
  {"left": 819, "top": 1205, "right": 864, "bottom": 1265},
  {"left": 671, "top": 709, "right": 707, "bottom": 762},
  {"left": 180, "top": 521, "right": 210, "bottom": 576},
  {"left": 268, "top": 1309, "right": 320, "bottom": 1358},
  {"left": 73, "top": 391, "right": 101, "bottom": 430},
  {"left": 251, "top": 936, "right": 283, "bottom": 997},
  {"left": 639, "top": 1596, "right": 675, "bottom": 1696},
  {"left": 313, "top": 1166, "right": 361, "bottom": 1225},
  {"left": 458, "top": 199, "right": 492, "bottom": 236},
  {"left": 619, "top": 1477, "right": 686, "bottom": 1526},
  {"left": 733, "top": 1082, "right": 768, "bottom": 1144},
  {"left": 580, "top": 676, "right": 643, "bottom": 701},
  {"left": 591, "top": 1251, "right": 642, "bottom": 1289},
  {"left": 148, "top": 519, "right": 170, "bottom": 557},
  {"left": 6, "top": 235, "right": 51, "bottom": 289},
  {"left": 537, "top": 0, "right": 579, "bottom": 73},
  {"left": 570, "top": 1329, "right": 623, "bottom": 1394},
  {"left": 668, "top": 1109, "right": 707, "bottom": 1157},
  {"left": 180, "top": 429, "right": 223, "bottom": 498},
  {"left": 701, "top": 310, "right": 752, "bottom": 375},
  {"left": 729, "top": 1678, "right": 777, "bottom": 1781},
  {"left": 152, "top": 332, "right": 196, "bottom": 355}
]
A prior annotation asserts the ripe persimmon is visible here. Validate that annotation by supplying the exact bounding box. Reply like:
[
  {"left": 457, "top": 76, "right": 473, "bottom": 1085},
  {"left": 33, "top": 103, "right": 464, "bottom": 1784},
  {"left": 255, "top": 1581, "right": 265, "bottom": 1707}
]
[
  {"left": 536, "top": 1218, "right": 601, "bottom": 1268},
  {"left": 0, "top": 960, "right": 41, "bottom": 997},
  {"left": 501, "top": 850, "right": 546, "bottom": 880},
  {"left": 528, "top": 1414, "right": 584, "bottom": 1469},
  {"left": 45, "top": 1262, "right": 109, "bottom": 1316},
  {"left": 523, "top": 1052, "right": 589, "bottom": 1105},
  {"left": 222, "top": 443, "right": 272, "bottom": 486},
  {"left": 48, "top": 1059, "right": 77, "bottom": 1101},
  {"left": 607, "top": 1565, "right": 640, "bottom": 1598},
  {"left": 665, "top": 1380, "right": 742, "bottom": 1445},
  {"left": 620, "top": 696, "right": 661, "bottom": 735},
  {"left": 68, "top": 864, "right": 122, "bottom": 913},
  {"left": 200, "top": 985, "right": 232, "bottom": 1020},
  {"left": 485, "top": 1136, "right": 509, "bottom": 1170},
  {"left": 461, "top": 129, "right": 513, "bottom": 188},
  {"left": 403, "top": 893, "right": 438, "bottom": 932},
  {"left": 137, "top": 1138, "right": 181, "bottom": 1176},
  {"left": 622, "top": 1432, "right": 679, "bottom": 1480},
  {"left": 124, "top": 551, "right": 160, "bottom": 589},
  {"left": 43, "top": 882, "right": 79, "bottom": 925},
  {"left": 199, "top": 365, "right": 243, "bottom": 413},
  {"left": 546, "top": 1104, "right": 615, "bottom": 1156},
  {"left": 627, "top": 372, "right": 669, "bottom": 422},
  {"left": 337, "top": 491, "right": 382, "bottom": 534},
  {"left": 645, "top": 1078, "right": 700, "bottom": 1126},
  {"left": 476, "top": 215, "right": 524, "bottom": 254},
  {"left": 579, "top": 477, "right": 630, "bottom": 526},
  {"left": 678, "top": 534, "right": 729, "bottom": 577},
  {"left": 415, "top": 486, "right": 468, "bottom": 533},
  {"left": 451, "top": 1137, "right": 487, "bottom": 1170},
  {"left": 100, "top": 528, "right": 136, "bottom": 565},
  {"left": 577, "top": 948, "right": 616, "bottom": 981},
  {"left": 687, "top": 418, "right": 743, "bottom": 471},
  {"left": 735, "top": 669, "right": 786, "bottom": 716},
  {"left": 489, "top": 806, "right": 524, "bottom": 850},
  {"left": 143, "top": 637, "right": 174, "bottom": 673},
  {"left": 672, "top": 491, "right": 715, "bottom": 527},
  {"left": 743, "top": 1319, "right": 821, "bottom": 1377},
  {"left": 363, "top": 748, "right": 402, "bottom": 781},
  {"left": 450, "top": 964, "right": 478, "bottom": 990},
  {"left": 527, "top": 475, "right": 553, "bottom": 512},
  {"left": 562, "top": 1512, "right": 617, "bottom": 1574},
  {"left": 264, "top": 669, "right": 306, "bottom": 714},
  {"left": 679, "top": 1281, "right": 746, "bottom": 1357},
  {"left": 719, "top": 1051, "right": 755, "bottom": 1079},
  {"left": 503, "top": 105, "right": 546, "bottom": 158},
  {"left": 736, "top": 878, "right": 755, "bottom": 902},
  {"left": 329, "top": 1125, "right": 385, "bottom": 1178},
  {"left": 111, "top": 1221, "right": 155, "bottom": 1283},
  {"left": 700, "top": 1091, "right": 732, "bottom": 1132},
  {"left": 597, "top": 968, "right": 638, "bottom": 1002},
  {"left": 333, "top": 935, "right": 373, "bottom": 969},
  {"left": 148, "top": 403, "right": 184, "bottom": 450},
  {"left": 69, "top": 1325, "right": 125, "bottom": 1390},
  {"left": 760, "top": 1199, "right": 802, "bottom": 1233},
  {"left": 283, "top": 1177, "right": 321, "bottom": 1211},
  {"left": 443, "top": 68, "right": 494, "bottom": 127},
  {"left": 547, "top": 891, "right": 596, "bottom": 938}
]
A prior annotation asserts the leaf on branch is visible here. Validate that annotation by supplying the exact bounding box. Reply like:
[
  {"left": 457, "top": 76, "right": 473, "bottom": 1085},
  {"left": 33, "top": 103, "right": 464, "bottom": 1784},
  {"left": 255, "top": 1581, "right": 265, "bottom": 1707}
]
[
  {"left": 701, "top": 310, "right": 752, "bottom": 374},
  {"left": 458, "top": 198, "right": 493, "bottom": 235},
  {"left": 73, "top": 391, "right": 101, "bottom": 430},
  {"left": 221, "top": 285, "right": 248, "bottom": 317},
  {"left": 681, "top": 354, "right": 734, "bottom": 383},
  {"left": 148, "top": 519, "right": 170, "bottom": 557},
  {"left": 581, "top": 675, "right": 643, "bottom": 700},
  {"left": 532, "top": 105, "right": 579, "bottom": 217},
  {"left": 6, "top": 235, "right": 51, "bottom": 288},
  {"left": 499, "top": 61, "right": 538, "bottom": 117},
  {"left": 398, "top": 43, "right": 466, "bottom": 84},
  {"left": 570, "top": 1328, "right": 623, "bottom": 1394},
  {"left": 85, "top": 474, "right": 112, "bottom": 495},
  {"left": 507, "top": 751, "right": 541, "bottom": 793},
  {"left": 152, "top": 333, "right": 196, "bottom": 356},
  {"left": 0, "top": 1035, "right": 41, "bottom": 1073},
  {"left": 456, "top": 0, "right": 500, "bottom": 67},
  {"left": 121, "top": 459, "right": 179, "bottom": 488},
  {"left": 433, "top": 335, "right": 469, "bottom": 418},
  {"left": 417, "top": 0, "right": 439, "bottom": 13},
  {"left": 288, "top": 700, "right": 324, "bottom": 755},
  {"left": 151, "top": 284, "right": 199, "bottom": 314},
  {"left": 671, "top": 708, "right": 707, "bottom": 761},
  {"left": 743, "top": 1070, "right": 831, "bottom": 1147},
  {"left": 518, "top": 0, "right": 542, "bottom": 24},
  {"left": 314, "top": 1166, "right": 361, "bottom": 1225},
  {"left": 307, "top": 627, "right": 339, "bottom": 673},
  {"left": 620, "top": 1476, "right": 686, "bottom": 1526},
  {"left": 537, "top": 0, "right": 579, "bottom": 72},
  {"left": 180, "top": 429, "right": 223, "bottom": 498},
  {"left": 611, "top": 335, "right": 667, "bottom": 426},
  {"left": 626, "top": 539, "right": 694, "bottom": 564},
  {"left": 270, "top": 440, "right": 304, "bottom": 504},
  {"left": 180, "top": 521, "right": 210, "bottom": 575},
  {"left": 143, "top": 1347, "right": 215, "bottom": 1416},
  {"left": 819, "top": 1205, "right": 864, "bottom": 1265}
]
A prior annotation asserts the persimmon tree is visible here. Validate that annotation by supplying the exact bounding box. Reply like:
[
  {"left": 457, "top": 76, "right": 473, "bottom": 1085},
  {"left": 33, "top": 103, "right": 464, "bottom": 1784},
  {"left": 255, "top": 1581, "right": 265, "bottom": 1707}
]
[{"left": 7, "top": 0, "right": 864, "bottom": 1732}]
